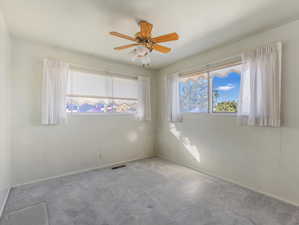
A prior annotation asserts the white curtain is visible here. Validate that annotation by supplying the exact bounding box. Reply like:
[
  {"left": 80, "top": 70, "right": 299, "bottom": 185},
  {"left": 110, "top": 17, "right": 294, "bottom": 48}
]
[
  {"left": 167, "top": 73, "right": 182, "bottom": 122},
  {"left": 41, "top": 59, "right": 70, "bottom": 125},
  {"left": 136, "top": 76, "right": 151, "bottom": 121},
  {"left": 238, "top": 42, "right": 282, "bottom": 127}
]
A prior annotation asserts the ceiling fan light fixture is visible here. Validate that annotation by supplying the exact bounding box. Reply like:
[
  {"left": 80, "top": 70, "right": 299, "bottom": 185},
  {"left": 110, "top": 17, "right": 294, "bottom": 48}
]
[
  {"left": 135, "top": 46, "right": 150, "bottom": 57},
  {"left": 140, "top": 54, "right": 151, "bottom": 66},
  {"left": 130, "top": 46, "right": 151, "bottom": 66}
]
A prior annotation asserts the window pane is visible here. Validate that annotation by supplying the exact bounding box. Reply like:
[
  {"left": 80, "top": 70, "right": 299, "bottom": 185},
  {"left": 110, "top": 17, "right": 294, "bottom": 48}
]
[
  {"left": 211, "top": 65, "right": 241, "bottom": 113},
  {"left": 67, "top": 69, "right": 138, "bottom": 114},
  {"left": 66, "top": 97, "right": 109, "bottom": 113},
  {"left": 66, "top": 97, "right": 137, "bottom": 113},
  {"left": 179, "top": 74, "right": 208, "bottom": 113},
  {"left": 112, "top": 99, "right": 137, "bottom": 113}
]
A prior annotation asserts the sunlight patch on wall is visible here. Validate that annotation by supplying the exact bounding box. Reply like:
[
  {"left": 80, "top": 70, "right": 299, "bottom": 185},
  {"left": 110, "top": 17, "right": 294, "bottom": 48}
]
[
  {"left": 182, "top": 137, "right": 200, "bottom": 162},
  {"left": 169, "top": 123, "right": 181, "bottom": 139},
  {"left": 169, "top": 123, "right": 200, "bottom": 162}
]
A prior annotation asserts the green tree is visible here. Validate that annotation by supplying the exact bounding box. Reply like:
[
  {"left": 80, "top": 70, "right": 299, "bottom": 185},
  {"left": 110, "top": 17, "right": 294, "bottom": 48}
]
[{"left": 215, "top": 101, "right": 237, "bottom": 113}]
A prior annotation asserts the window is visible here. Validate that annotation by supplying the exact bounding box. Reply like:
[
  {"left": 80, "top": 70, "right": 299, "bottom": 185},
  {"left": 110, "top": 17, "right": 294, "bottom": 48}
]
[
  {"left": 211, "top": 65, "right": 241, "bottom": 113},
  {"left": 179, "top": 64, "right": 241, "bottom": 114},
  {"left": 66, "top": 69, "right": 138, "bottom": 114},
  {"left": 179, "top": 73, "right": 209, "bottom": 113}
]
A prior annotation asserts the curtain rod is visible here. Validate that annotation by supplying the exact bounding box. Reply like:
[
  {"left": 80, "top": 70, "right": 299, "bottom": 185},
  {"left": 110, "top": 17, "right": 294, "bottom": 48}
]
[
  {"left": 45, "top": 58, "right": 142, "bottom": 80},
  {"left": 177, "top": 41, "right": 282, "bottom": 77},
  {"left": 181, "top": 61, "right": 242, "bottom": 78},
  {"left": 69, "top": 62, "right": 140, "bottom": 80},
  {"left": 179, "top": 54, "right": 242, "bottom": 77}
]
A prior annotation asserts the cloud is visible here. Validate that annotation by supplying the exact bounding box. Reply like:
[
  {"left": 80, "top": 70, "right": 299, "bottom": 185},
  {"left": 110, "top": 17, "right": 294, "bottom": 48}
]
[{"left": 215, "top": 83, "right": 234, "bottom": 91}]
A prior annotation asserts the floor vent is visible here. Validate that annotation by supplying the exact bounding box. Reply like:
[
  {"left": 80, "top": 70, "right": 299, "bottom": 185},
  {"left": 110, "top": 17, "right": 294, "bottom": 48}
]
[{"left": 111, "top": 165, "right": 126, "bottom": 170}]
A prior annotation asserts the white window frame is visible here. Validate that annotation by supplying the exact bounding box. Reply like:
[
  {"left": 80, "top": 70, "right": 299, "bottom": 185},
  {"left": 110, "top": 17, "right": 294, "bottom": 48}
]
[
  {"left": 66, "top": 68, "right": 138, "bottom": 116},
  {"left": 180, "top": 61, "right": 242, "bottom": 116}
]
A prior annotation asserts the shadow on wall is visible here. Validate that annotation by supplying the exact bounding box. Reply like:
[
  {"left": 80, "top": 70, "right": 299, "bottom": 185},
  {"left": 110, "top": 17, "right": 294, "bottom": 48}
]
[{"left": 169, "top": 123, "right": 201, "bottom": 162}]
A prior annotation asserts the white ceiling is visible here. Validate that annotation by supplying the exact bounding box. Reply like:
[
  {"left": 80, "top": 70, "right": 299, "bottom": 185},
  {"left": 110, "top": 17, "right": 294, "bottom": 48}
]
[{"left": 1, "top": 0, "right": 299, "bottom": 69}]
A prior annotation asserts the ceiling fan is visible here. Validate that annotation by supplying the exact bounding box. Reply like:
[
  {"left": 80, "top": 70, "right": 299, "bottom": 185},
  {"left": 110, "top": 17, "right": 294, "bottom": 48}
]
[{"left": 109, "top": 20, "right": 179, "bottom": 54}]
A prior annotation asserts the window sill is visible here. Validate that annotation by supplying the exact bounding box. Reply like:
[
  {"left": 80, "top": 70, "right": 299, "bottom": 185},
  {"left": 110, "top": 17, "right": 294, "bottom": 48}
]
[
  {"left": 67, "top": 112, "right": 135, "bottom": 116},
  {"left": 182, "top": 112, "right": 237, "bottom": 116},
  {"left": 210, "top": 112, "right": 237, "bottom": 116},
  {"left": 182, "top": 112, "right": 209, "bottom": 115}
]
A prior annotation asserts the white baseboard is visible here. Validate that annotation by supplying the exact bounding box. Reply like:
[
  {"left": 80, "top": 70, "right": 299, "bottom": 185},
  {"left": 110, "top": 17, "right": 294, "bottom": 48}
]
[
  {"left": 0, "top": 187, "right": 11, "bottom": 219},
  {"left": 13, "top": 154, "right": 155, "bottom": 188},
  {"left": 157, "top": 154, "right": 299, "bottom": 208}
]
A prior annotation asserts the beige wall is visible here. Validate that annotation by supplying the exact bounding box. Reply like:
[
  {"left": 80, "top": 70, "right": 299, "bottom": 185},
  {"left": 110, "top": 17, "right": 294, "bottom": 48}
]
[
  {"left": 10, "top": 37, "right": 157, "bottom": 186},
  {"left": 156, "top": 20, "right": 299, "bottom": 206},
  {"left": 0, "top": 9, "right": 11, "bottom": 215}
]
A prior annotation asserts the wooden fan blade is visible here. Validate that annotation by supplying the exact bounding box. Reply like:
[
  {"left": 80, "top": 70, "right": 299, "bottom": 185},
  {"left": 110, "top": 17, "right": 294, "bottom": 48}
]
[
  {"left": 110, "top": 32, "right": 136, "bottom": 42},
  {"left": 151, "top": 33, "right": 179, "bottom": 43},
  {"left": 139, "top": 21, "right": 153, "bottom": 38},
  {"left": 114, "top": 43, "right": 142, "bottom": 50},
  {"left": 152, "top": 44, "right": 171, "bottom": 53}
]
